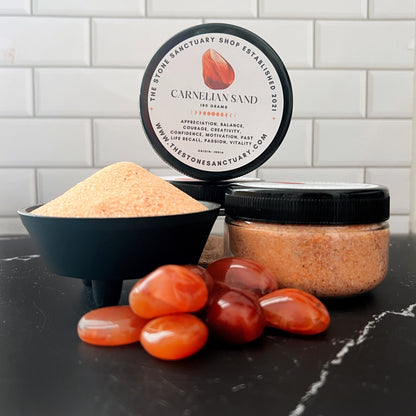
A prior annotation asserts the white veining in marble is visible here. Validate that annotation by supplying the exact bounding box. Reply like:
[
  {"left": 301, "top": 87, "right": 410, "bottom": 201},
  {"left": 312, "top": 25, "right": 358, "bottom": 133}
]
[
  {"left": 289, "top": 303, "right": 416, "bottom": 416},
  {"left": 0, "top": 254, "right": 40, "bottom": 262}
]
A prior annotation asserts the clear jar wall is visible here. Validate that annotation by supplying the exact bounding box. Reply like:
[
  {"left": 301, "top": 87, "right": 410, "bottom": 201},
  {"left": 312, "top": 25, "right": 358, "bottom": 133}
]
[
  {"left": 225, "top": 218, "right": 390, "bottom": 297},
  {"left": 199, "top": 212, "right": 225, "bottom": 267}
]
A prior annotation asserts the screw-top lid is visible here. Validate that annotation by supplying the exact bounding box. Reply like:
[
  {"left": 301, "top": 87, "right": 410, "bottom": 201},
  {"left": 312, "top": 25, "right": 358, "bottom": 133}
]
[
  {"left": 225, "top": 182, "right": 390, "bottom": 225},
  {"left": 140, "top": 23, "right": 292, "bottom": 180},
  {"left": 164, "top": 176, "right": 262, "bottom": 207}
]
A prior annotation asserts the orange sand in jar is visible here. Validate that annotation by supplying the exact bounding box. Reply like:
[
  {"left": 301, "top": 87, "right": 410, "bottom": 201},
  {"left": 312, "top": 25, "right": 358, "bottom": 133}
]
[
  {"left": 227, "top": 220, "right": 389, "bottom": 297},
  {"left": 33, "top": 162, "right": 207, "bottom": 218}
]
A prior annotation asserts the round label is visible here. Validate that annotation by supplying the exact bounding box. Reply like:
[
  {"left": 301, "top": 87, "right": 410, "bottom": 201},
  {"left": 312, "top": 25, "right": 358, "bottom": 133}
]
[{"left": 140, "top": 24, "right": 292, "bottom": 180}]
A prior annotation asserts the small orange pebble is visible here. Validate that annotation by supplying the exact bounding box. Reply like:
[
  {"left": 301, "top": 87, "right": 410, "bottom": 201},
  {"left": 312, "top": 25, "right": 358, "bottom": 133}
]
[
  {"left": 129, "top": 265, "right": 208, "bottom": 319},
  {"left": 140, "top": 313, "right": 209, "bottom": 360},
  {"left": 206, "top": 257, "right": 278, "bottom": 297},
  {"left": 77, "top": 305, "right": 149, "bottom": 346},
  {"left": 205, "top": 284, "right": 265, "bottom": 344},
  {"left": 259, "top": 288, "right": 330, "bottom": 335},
  {"left": 182, "top": 264, "right": 214, "bottom": 294}
]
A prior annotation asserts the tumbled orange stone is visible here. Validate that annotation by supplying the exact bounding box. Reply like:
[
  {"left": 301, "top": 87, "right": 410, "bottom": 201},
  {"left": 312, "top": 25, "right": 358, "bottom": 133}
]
[
  {"left": 140, "top": 313, "right": 209, "bottom": 360},
  {"left": 259, "top": 288, "right": 330, "bottom": 335},
  {"left": 77, "top": 305, "right": 149, "bottom": 346},
  {"left": 129, "top": 265, "right": 208, "bottom": 319}
]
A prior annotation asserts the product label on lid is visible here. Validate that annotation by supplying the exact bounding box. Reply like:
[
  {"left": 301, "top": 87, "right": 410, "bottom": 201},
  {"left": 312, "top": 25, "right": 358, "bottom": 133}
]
[{"left": 143, "top": 27, "right": 289, "bottom": 176}]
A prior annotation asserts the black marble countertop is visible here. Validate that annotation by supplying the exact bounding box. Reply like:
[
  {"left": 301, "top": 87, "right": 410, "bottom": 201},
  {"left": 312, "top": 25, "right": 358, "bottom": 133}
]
[{"left": 1, "top": 235, "right": 415, "bottom": 416}]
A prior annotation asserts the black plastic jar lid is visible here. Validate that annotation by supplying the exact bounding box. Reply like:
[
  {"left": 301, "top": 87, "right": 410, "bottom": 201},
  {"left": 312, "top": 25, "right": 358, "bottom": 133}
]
[
  {"left": 224, "top": 182, "right": 390, "bottom": 225},
  {"left": 163, "top": 176, "right": 262, "bottom": 207},
  {"left": 140, "top": 23, "right": 293, "bottom": 180}
]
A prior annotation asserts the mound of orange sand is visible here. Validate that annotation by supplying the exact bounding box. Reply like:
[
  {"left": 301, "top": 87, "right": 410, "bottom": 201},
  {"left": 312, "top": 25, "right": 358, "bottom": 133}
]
[{"left": 33, "top": 162, "right": 207, "bottom": 218}]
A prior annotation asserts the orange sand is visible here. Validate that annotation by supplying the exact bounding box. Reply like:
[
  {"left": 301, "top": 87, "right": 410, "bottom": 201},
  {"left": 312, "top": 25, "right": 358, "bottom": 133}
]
[
  {"left": 199, "top": 234, "right": 224, "bottom": 267},
  {"left": 226, "top": 220, "right": 389, "bottom": 297},
  {"left": 33, "top": 162, "right": 207, "bottom": 218}
]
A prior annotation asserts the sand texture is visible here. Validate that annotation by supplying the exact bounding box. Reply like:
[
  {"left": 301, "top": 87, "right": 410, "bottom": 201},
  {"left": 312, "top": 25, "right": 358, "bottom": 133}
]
[
  {"left": 227, "top": 220, "right": 389, "bottom": 297},
  {"left": 33, "top": 162, "right": 207, "bottom": 218}
]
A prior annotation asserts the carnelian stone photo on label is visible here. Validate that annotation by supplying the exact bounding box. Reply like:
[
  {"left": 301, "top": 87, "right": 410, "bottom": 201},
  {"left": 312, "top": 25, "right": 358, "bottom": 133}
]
[
  {"left": 202, "top": 48, "right": 235, "bottom": 90},
  {"left": 77, "top": 305, "right": 149, "bottom": 346}
]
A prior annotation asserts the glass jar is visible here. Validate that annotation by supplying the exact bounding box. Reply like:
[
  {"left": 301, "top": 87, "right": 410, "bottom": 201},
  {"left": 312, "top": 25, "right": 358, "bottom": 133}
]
[
  {"left": 224, "top": 182, "right": 390, "bottom": 297},
  {"left": 164, "top": 176, "right": 261, "bottom": 266}
]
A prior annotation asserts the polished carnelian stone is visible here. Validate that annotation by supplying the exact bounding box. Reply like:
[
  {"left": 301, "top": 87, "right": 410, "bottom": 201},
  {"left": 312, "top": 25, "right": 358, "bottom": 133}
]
[
  {"left": 205, "top": 284, "right": 265, "bottom": 344},
  {"left": 207, "top": 257, "right": 278, "bottom": 297},
  {"left": 140, "top": 313, "right": 209, "bottom": 360},
  {"left": 259, "top": 288, "right": 330, "bottom": 335},
  {"left": 183, "top": 264, "right": 214, "bottom": 294},
  {"left": 129, "top": 265, "right": 208, "bottom": 319},
  {"left": 77, "top": 305, "right": 149, "bottom": 346}
]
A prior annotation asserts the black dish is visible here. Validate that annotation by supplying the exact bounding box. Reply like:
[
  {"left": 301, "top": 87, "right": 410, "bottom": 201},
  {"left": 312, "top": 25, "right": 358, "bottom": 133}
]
[{"left": 18, "top": 201, "right": 220, "bottom": 307}]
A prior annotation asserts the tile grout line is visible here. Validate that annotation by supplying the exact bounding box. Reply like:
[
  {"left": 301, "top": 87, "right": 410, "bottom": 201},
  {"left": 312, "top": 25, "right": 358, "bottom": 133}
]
[
  {"left": 312, "top": 19, "right": 316, "bottom": 68},
  {"left": 89, "top": 17, "right": 95, "bottom": 168},
  {"left": 90, "top": 118, "right": 95, "bottom": 167},
  {"left": 89, "top": 17, "right": 93, "bottom": 67},
  {"left": 0, "top": 15, "right": 411, "bottom": 21},
  {"left": 311, "top": 18, "right": 316, "bottom": 167},
  {"left": 31, "top": 67, "right": 36, "bottom": 116},
  {"left": 365, "top": 70, "right": 369, "bottom": 118},
  {"left": 31, "top": 64, "right": 40, "bottom": 203},
  {"left": 34, "top": 167, "right": 39, "bottom": 204},
  {"left": 364, "top": 67, "right": 369, "bottom": 184},
  {"left": 311, "top": 119, "right": 316, "bottom": 167}
]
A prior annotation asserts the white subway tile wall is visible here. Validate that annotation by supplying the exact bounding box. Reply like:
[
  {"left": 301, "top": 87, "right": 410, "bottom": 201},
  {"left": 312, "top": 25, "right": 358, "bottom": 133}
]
[
  {"left": 37, "top": 168, "right": 98, "bottom": 203},
  {"left": 147, "top": 0, "right": 257, "bottom": 18},
  {"left": 0, "top": 0, "right": 414, "bottom": 234},
  {"left": 314, "top": 119, "right": 412, "bottom": 166},
  {"left": 366, "top": 168, "right": 410, "bottom": 214},
  {"left": 0, "top": 169, "right": 36, "bottom": 215},
  {"left": 92, "top": 19, "right": 201, "bottom": 67},
  {"left": 0, "top": 119, "right": 92, "bottom": 166},
  {"left": 0, "top": 69, "right": 33, "bottom": 115},
  {"left": 0, "top": 0, "right": 31, "bottom": 15},
  {"left": 32, "top": 0, "right": 145, "bottom": 17},
  {"left": 369, "top": 0, "right": 416, "bottom": 19},
  {"left": 259, "top": 0, "right": 368, "bottom": 19},
  {"left": 206, "top": 19, "right": 314, "bottom": 68},
  {"left": 368, "top": 71, "right": 413, "bottom": 118},
  {"left": 0, "top": 17, "right": 89, "bottom": 66},
  {"left": 289, "top": 70, "right": 367, "bottom": 117},
  {"left": 34, "top": 68, "right": 143, "bottom": 116},
  {"left": 316, "top": 21, "right": 414, "bottom": 69},
  {"left": 93, "top": 119, "right": 168, "bottom": 167},
  {"left": 261, "top": 120, "right": 313, "bottom": 167}
]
